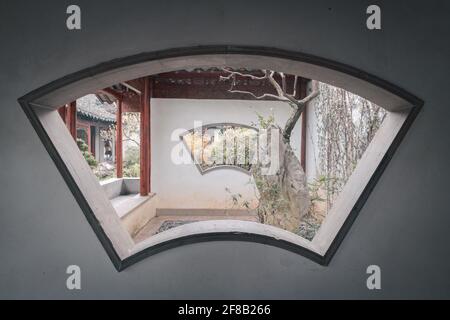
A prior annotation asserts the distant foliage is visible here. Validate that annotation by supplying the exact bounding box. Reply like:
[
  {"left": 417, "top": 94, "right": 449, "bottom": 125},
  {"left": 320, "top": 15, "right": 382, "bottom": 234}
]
[
  {"left": 312, "top": 82, "right": 386, "bottom": 209},
  {"left": 98, "top": 112, "right": 141, "bottom": 178},
  {"left": 123, "top": 145, "right": 140, "bottom": 177},
  {"left": 100, "top": 112, "right": 141, "bottom": 147},
  {"left": 76, "top": 138, "right": 98, "bottom": 168}
]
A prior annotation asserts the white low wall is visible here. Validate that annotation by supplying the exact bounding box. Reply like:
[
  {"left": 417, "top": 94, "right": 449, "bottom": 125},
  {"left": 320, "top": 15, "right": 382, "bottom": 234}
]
[
  {"left": 121, "top": 194, "right": 158, "bottom": 237},
  {"left": 151, "top": 98, "right": 302, "bottom": 210},
  {"left": 100, "top": 178, "right": 157, "bottom": 237},
  {"left": 100, "top": 177, "right": 140, "bottom": 199}
]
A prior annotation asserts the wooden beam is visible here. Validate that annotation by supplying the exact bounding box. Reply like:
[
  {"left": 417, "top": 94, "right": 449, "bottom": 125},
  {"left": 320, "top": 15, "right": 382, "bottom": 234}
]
[
  {"left": 100, "top": 87, "right": 122, "bottom": 100},
  {"left": 150, "top": 70, "right": 298, "bottom": 100},
  {"left": 140, "top": 77, "right": 151, "bottom": 196},
  {"left": 121, "top": 92, "right": 141, "bottom": 112},
  {"left": 116, "top": 98, "right": 123, "bottom": 178},
  {"left": 67, "top": 101, "right": 77, "bottom": 140}
]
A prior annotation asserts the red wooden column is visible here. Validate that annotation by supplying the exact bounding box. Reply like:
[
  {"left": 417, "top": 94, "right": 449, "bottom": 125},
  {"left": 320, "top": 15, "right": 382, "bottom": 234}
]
[
  {"left": 66, "top": 101, "right": 77, "bottom": 140},
  {"left": 298, "top": 79, "right": 307, "bottom": 171},
  {"left": 148, "top": 79, "right": 152, "bottom": 193},
  {"left": 58, "top": 105, "right": 67, "bottom": 122},
  {"left": 140, "top": 76, "right": 151, "bottom": 196},
  {"left": 116, "top": 97, "right": 123, "bottom": 178}
]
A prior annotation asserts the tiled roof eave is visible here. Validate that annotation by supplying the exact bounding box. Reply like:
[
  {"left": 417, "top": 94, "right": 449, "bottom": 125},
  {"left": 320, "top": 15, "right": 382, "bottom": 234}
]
[{"left": 77, "top": 111, "right": 116, "bottom": 124}]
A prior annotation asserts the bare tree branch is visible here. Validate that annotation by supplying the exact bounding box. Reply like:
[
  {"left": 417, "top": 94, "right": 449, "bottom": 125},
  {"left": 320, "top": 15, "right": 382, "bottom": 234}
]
[
  {"left": 221, "top": 68, "right": 290, "bottom": 102},
  {"left": 280, "top": 72, "right": 287, "bottom": 93},
  {"left": 227, "top": 89, "right": 285, "bottom": 101},
  {"left": 220, "top": 68, "right": 319, "bottom": 143},
  {"left": 292, "top": 75, "right": 299, "bottom": 98},
  {"left": 123, "top": 133, "right": 140, "bottom": 147},
  {"left": 282, "top": 80, "right": 320, "bottom": 142},
  {"left": 219, "top": 68, "right": 267, "bottom": 81},
  {"left": 298, "top": 80, "right": 320, "bottom": 105}
]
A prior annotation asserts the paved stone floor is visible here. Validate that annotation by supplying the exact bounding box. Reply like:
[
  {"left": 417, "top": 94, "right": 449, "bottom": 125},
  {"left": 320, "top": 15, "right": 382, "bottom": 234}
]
[{"left": 133, "top": 213, "right": 259, "bottom": 243}]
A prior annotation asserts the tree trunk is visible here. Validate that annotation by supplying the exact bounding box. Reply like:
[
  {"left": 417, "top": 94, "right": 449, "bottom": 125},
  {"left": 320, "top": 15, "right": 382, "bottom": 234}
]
[{"left": 252, "top": 127, "right": 310, "bottom": 233}]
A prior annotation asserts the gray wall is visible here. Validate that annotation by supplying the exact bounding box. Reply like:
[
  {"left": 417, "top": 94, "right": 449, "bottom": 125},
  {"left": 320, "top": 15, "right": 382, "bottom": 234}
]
[{"left": 0, "top": 0, "right": 449, "bottom": 299}]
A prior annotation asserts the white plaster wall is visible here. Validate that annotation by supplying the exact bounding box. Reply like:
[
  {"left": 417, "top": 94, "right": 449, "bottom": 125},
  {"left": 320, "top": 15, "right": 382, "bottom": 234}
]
[{"left": 151, "top": 98, "right": 301, "bottom": 209}]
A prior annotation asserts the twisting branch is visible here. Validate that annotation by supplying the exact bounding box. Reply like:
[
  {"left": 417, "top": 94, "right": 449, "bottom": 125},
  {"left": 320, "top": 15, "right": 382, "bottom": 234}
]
[
  {"left": 220, "top": 68, "right": 319, "bottom": 142},
  {"left": 123, "top": 132, "right": 140, "bottom": 147},
  {"left": 280, "top": 72, "right": 287, "bottom": 93},
  {"left": 299, "top": 80, "right": 320, "bottom": 105},
  {"left": 220, "top": 69, "right": 286, "bottom": 101},
  {"left": 292, "top": 75, "right": 299, "bottom": 98},
  {"left": 219, "top": 69, "right": 268, "bottom": 81}
]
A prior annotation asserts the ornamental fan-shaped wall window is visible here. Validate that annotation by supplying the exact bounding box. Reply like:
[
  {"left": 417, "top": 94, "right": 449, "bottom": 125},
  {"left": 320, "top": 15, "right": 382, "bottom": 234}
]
[
  {"left": 19, "top": 48, "right": 422, "bottom": 271},
  {"left": 180, "top": 123, "right": 258, "bottom": 175}
]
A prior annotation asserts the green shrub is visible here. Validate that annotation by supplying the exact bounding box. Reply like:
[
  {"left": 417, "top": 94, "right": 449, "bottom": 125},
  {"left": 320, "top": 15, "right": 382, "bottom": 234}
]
[
  {"left": 76, "top": 138, "right": 98, "bottom": 168},
  {"left": 123, "top": 145, "right": 140, "bottom": 177},
  {"left": 124, "top": 145, "right": 139, "bottom": 165},
  {"left": 124, "top": 163, "right": 140, "bottom": 177}
]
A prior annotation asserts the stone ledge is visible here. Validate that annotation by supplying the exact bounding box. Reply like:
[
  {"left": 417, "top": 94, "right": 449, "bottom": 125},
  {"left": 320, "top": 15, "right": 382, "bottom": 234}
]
[{"left": 111, "top": 193, "right": 154, "bottom": 218}]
